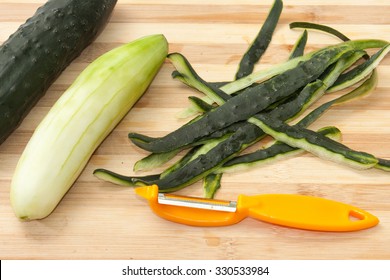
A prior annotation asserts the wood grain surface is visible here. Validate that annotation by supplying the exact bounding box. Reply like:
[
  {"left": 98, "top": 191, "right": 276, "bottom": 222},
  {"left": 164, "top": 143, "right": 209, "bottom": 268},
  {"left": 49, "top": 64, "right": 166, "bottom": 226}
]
[{"left": 1, "top": 0, "right": 390, "bottom": 260}]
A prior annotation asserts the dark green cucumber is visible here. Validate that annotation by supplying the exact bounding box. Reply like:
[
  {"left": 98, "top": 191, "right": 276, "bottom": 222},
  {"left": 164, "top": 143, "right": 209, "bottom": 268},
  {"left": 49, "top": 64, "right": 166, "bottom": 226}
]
[
  {"left": 235, "top": 0, "right": 283, "bottom": 79},
  {"left": 0, "top": 0, "right": 117, "bottom": 144},
  {"left": 129, "top": 44, "right": 352, "bottom": 153}
]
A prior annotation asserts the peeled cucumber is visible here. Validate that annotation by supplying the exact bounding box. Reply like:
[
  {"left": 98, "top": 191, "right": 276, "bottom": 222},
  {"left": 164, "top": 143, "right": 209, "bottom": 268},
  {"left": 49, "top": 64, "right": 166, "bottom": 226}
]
[{"left": 10, "top": 34, "right": 168, "bottom": 220}]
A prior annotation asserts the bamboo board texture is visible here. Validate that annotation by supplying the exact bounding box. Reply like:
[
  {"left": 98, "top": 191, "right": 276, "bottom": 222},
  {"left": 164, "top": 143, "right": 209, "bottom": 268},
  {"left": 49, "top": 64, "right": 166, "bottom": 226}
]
[{"left": 1, "top": 0, "right": 390, "bottom": 260}]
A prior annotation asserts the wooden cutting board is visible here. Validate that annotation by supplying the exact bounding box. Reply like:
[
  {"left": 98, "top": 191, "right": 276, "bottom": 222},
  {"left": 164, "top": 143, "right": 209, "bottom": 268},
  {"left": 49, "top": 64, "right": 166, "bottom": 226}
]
[{"left": 1, "top": 0, "right": 390, "bottom": 260}]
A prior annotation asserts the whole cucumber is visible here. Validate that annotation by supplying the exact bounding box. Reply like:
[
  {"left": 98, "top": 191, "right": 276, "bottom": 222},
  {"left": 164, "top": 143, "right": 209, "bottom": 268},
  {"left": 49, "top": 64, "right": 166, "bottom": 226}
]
[{"left": 0, "top": 0, "right": 117, "bottom": 144}]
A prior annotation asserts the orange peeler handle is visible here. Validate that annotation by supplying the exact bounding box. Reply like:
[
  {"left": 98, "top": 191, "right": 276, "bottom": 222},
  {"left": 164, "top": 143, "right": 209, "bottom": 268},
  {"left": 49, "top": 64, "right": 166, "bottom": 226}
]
[
  {"left": 239, "top": 194, "right": 379, "bottom": 232},
  {"left": 135, "top": 185, "right": 379, "bottom": 231}
]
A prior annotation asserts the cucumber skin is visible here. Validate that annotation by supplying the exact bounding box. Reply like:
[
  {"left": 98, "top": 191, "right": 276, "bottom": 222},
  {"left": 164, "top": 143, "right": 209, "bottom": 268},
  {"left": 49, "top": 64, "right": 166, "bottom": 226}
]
[
  {"left": 235, "top": 0, "right": 283, "bottom": 79},
  {"left": 130, "top": 46, "right": 346, "bottom": 153},
  {"left": 252, "top": 114, "right": 378, "bottom": 169},
  {"left": 0, "top": 0, "right": 117, "bottom": 145}
]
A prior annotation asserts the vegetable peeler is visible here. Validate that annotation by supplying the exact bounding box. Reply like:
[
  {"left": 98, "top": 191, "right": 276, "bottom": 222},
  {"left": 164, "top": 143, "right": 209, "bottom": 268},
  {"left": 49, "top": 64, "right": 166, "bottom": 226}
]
[{"left": 135, "top": 185, "right": 379, "bottom": 232}]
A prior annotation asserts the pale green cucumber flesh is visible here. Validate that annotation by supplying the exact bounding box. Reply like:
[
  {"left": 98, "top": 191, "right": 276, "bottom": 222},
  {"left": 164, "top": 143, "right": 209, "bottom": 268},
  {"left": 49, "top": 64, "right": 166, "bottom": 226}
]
[
  {"left": 250, "top": 115, "right": 378, "bottom": 169},
  {"left": 221, "top": 126, "right": 341, "bottom": 173},
  {"left": 11, "top": 35, "right": 168, "bottom": 220}
]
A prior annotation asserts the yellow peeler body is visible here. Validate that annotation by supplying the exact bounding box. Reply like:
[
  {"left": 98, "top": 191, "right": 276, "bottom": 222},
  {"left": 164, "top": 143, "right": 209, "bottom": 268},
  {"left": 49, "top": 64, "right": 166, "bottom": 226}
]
[{"left": 135, "top": 185, "right": 379, "bottom": 232}]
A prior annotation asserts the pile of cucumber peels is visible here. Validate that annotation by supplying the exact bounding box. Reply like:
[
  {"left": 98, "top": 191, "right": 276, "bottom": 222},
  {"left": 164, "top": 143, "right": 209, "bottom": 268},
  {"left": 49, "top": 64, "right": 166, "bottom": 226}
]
[{"left": 94, "top": 0, "right": 390, "bottom": 198}]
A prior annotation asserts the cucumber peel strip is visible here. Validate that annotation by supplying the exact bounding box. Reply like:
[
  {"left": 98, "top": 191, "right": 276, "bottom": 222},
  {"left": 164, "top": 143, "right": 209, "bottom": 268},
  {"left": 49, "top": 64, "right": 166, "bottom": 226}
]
[
  {"left": 289, "top": 29, "right": 308, "bottom": 59},
  {"left": 220, "top": 39, "right": 387, "bottom": 95},
  {"left": 248, "top": 67, "right": 380, "bottom": 171},
  {"left": 219, "top": 126, "right": 342, "bottom": 173},
  {"left": 175, "top": 39, "right": 387, "bottom": 118},
  {"left": 113, "top": 50, "right": 364, "bottom": 192},
  {"left": 235, "top": 0, "right": 283, "bottom": 79},
  {"left": 173, "top": 49, "right": 374, "bottom": 192},
  {"left": 131, "top": 42, "right": 374, "bottom": 154},
  {"left": 94, "top": 2, "right": 390, "bottom": 195},
  {"left": 250, "top": 114, "right": 378, "bottom": 170},
  {"left": 290, "top": 22, "right": 351, "bottom": 42},
  {"left": 222, "top": 70, "right": 378, "bottom": 173},
  {"left": 328, "top": 43, "right": 390, "bottom": 93},
  {"left": 169, "top": 54, "right": 230, "bottom": 104},
  {"left": 131, "top": 49, "right": 339, "bottom": 172},
  {"left": 203, "top": 173, "right": 223, "bottom": 199},
  {"left": 99, "top": 41, "right": 387, "bottom": 193},
  {"left": 107, "top": 44, "right": 378, "bottom": 192},
  {"left": 244, "top": 53, "right": 383, "bottom": 171}
]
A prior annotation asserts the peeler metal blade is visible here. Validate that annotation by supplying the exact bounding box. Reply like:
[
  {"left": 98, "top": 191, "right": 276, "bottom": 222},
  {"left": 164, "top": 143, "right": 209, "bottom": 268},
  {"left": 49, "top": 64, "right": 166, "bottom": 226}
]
[{"left": 157, "top": 193, "right": 237, "bottom": 212}]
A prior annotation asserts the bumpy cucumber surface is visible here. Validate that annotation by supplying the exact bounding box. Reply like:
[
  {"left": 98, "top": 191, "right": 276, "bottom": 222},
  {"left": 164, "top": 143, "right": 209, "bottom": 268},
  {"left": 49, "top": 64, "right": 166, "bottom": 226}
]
[
  {"left": 250, "top": 114, "right": 379, "bottom": 169},
  {"left": 0, "top": 0, "right": 117, "bottom": 144},
  {"left": 235, "top": 0, "right": 283, "bottom": 79},
  {"left": 95, "top": 77, "right": 330, "bottom": 192},
  {"left": 129, "top": 45, "right": 349, "bottom": 153},
  {"left": 220, "top": 126, "right": 341, "bottom": 172}
]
